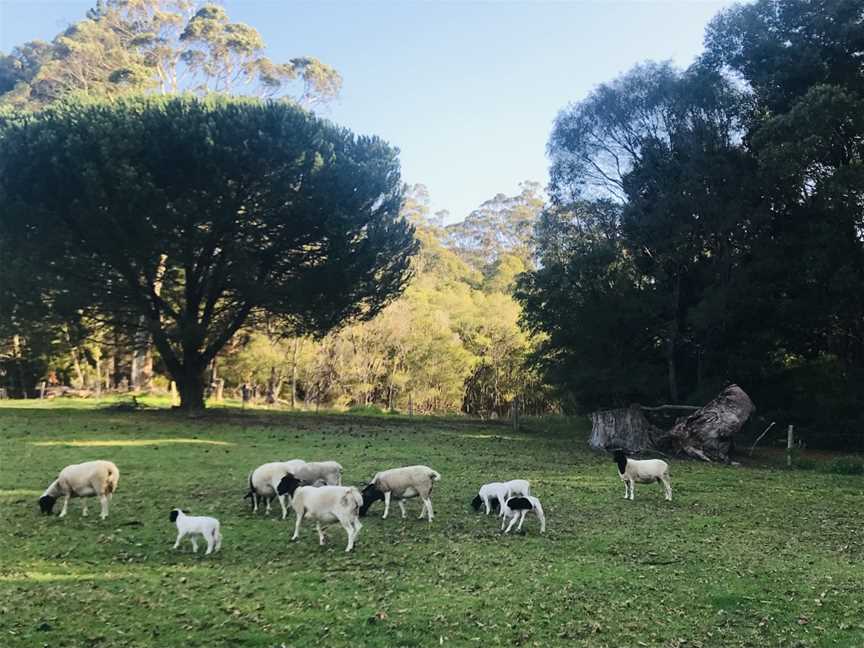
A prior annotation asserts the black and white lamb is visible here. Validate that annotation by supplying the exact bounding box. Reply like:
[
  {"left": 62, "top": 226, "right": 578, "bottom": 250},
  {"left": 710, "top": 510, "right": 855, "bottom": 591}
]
[
  {"left": 169, "top": 509, "right": 222, "bottom": 555},
  {"left": 276, "top": 474, "right": 363, "bottom": 552},
  {"left": 500, "top": 495, "right": 546, "bottom": 534}
]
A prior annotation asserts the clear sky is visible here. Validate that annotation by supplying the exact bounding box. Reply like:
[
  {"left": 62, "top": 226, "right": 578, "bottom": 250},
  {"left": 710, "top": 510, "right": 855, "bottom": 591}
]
[{"left": 0, "top": 0, "right": 737, "bottom": 222}]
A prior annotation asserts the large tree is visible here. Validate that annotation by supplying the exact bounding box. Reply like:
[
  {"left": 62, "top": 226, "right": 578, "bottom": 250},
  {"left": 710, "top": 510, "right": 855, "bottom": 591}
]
[
  {"left": 0, "top": 0, "right": 341, "bottom": 110},
  {"left": 0, "top": 96, "right": 416, "bottom": 410}
]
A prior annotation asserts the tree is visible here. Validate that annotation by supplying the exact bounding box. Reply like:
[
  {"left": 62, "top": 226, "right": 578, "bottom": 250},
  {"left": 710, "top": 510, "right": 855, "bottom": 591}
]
[
  {"left": 0, "top": 96, "right": 417, "bottom": 410},
  {"left": 0, "top": 0, "right": 342, "bottom": 110}
]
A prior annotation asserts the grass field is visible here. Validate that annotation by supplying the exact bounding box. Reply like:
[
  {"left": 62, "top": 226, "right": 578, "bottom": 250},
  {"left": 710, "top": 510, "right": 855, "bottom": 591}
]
[{"left": 0, "top": 403, "right": 862, "bottom": 648}]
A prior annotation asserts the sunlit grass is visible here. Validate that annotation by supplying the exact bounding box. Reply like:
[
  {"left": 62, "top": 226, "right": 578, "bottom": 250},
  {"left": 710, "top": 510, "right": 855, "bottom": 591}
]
[
  {"left": 1, "top": 408, "right": 862, "bottom": 648},
  {"left": 30, "top": 438, "right": 234, "bottom": 447}
]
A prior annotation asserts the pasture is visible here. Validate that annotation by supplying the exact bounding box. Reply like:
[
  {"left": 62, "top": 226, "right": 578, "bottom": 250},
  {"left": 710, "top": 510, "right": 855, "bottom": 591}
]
[{"left": 0, "top": 404, "right": 862, "bottom": 648}]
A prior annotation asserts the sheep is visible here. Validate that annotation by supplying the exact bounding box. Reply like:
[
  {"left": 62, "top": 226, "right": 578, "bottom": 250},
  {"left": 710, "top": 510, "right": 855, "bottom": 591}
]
[
  {"left": 245, "top": 460, "right": 306, "bottom": 519},
  {"left": 359, "top": 465, "right": 441, "bottom": 522},
  {"left": 470, "top": 479, "right": 531, "bottom": 516},
  {"left": 38, "top": 460, "right": 119, "bottom": 519},
  {"left": 276, "top": 474, "right": 363, "bottom": 552},
  {"left": 500, "top": 496, "right": 546, "bottom": 534},
  {"left": 292, "top": 460, "right": 343, "bottom": 486},
  {"left": 613, "top": 449, "right": 672, "bottom": 501},
  {"left": 169, "top": 509, "right": 222, "bottom": 555}
]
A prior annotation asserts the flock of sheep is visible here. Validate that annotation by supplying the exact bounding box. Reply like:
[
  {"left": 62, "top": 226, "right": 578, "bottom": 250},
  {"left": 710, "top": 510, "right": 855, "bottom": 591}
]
[{"left": 36, "top": 449, "right": 673, "bottom": 554}]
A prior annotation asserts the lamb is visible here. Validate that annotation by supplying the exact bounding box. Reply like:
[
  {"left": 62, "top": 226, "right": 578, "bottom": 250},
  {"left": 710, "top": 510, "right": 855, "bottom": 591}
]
[
  {"left": 276, "top": 474, "right": 363, "bottom": 552},
  {"left": 471, "top": 479, "right": 531, "bottom": 516},
  {"left": 500, "top": 496, "right": 546, "bottom": 534},
  {"left": 245, "top": 460, "right": 306, "bottom": 519},
  {"left": 292, "top": 460, "right": 343, "bottom": 486},
  {"left": 613, "top": 449, "right": 672, "bottom": 501},
  {"left": 359, "top": 465, "right": 441, "bottom": 522},
  {"left": 38, "top": 460, "right": 119, "bottom": 519},
  {"left": 169, "top": 509, "right": 222, "bottom": 555}
]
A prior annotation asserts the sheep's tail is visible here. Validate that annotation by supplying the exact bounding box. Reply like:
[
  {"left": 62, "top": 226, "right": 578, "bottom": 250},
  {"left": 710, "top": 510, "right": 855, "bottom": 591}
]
[
  {"left": 104, "top": 465, "right": 119, "bottom": 495},
  {"left": 429, "top": 470, "right": 441, "bottom": 482}
]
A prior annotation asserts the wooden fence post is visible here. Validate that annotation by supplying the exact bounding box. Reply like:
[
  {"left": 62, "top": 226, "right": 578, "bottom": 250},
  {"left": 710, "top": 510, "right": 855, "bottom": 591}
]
[{"left": 786, "top": 424, "right": 794, "bottom": 467}]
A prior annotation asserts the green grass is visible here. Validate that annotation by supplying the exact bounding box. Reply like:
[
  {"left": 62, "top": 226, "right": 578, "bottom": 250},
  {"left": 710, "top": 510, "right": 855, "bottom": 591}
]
[{"left": 0, "top": 404, "right": 862, "bottom": 647}]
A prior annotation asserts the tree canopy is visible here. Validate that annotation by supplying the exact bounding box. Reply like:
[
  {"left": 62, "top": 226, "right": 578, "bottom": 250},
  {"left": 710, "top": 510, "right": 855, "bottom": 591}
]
[{"left": 0, "top": 95, "right": 416, "bottom": 410}]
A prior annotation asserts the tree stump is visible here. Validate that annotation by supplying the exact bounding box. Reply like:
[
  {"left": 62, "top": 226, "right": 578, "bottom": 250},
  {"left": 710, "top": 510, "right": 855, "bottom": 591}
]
[
  {"left": 654, "top": 384, "right": 755, "bottom": 462},
  {"left": 589, "top": 405, "right": 662, "bottom": 452}
]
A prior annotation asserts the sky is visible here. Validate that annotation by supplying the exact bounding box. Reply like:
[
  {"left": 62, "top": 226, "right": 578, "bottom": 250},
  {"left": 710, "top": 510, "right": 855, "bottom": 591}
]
[{"left": 0, "top": 0, "right": 738, "bottom": 222}]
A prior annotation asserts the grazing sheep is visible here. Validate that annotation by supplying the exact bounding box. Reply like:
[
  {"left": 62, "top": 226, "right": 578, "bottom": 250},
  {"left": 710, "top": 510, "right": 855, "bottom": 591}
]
[
  {"left": 293, "top": 461, "right": 343, "bottom": 486},
  {"left": 471, "top": 479, "right": 531, "bottom": 516},
  {"left": 359, "top": 465, "right": 441, "bottom": 522},
  {"left": 38, "top": 460, "right": 119, "bottom": 519},
  {"left": 169, "top": 509, "right": 222, "bottom": 555},
  {"left": 276, "top": 475, "right": 363, "bottom": 552},
  {"left": 500, "top": 496, "right": 546, "bottom": 534},
  {"left": 245, "top": 460, "right": 306, "bottom": 519},
  {"left": 613, "top": 449, "right": 672, "bottom": 501}
]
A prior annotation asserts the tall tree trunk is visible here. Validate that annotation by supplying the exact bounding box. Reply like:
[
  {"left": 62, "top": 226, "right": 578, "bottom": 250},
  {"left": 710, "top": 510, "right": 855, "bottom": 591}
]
[
  {"left": 12, "top": 334, "right": 28, "bottom": 398},
  {"left": 176, "top": 365, "right": 206, "bottom": 412},
  {"left": 290, "top": 338, "right": 300, "bottom": 410},
  {"left": 667, "top": 273, "right": 682, "bottom": 403}
]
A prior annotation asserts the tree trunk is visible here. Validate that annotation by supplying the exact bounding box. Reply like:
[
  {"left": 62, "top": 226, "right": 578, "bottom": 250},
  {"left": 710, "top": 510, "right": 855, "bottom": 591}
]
[
  {"left": 589, "top": 405, "right": 663, "bottom": 452},
  {"left": 667, "top": 273, "right": 682, "bottom": 403},
  {"left": 290, "top": 339, "right": 299, "bottom": 410},
  {"left": 654, "top": 384, "right": 755, "bottom": 462},
  {"left": 175, "top": 366, "right": 206, "bottom": 412}
]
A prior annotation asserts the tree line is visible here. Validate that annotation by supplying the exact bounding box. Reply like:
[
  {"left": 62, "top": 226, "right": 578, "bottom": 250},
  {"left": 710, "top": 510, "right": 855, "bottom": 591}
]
[{"left": 517, "top": 0, "right": 864, "bottom": 446}]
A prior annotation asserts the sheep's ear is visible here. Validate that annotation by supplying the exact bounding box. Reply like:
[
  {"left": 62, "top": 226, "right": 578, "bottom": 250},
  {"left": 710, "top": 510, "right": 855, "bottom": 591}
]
[{"left": 169, "top": 510, "right": 179, "bottom": 523}]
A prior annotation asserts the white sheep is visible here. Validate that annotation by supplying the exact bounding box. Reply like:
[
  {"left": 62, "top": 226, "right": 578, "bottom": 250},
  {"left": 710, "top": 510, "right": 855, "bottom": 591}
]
[
  {"left": 276, "top": 474, "right": 363, "bottom": 552},
  {"left": 613, "top": 449, "right": 672, "bottom": 501},
  {"left": 471, "top": 479, "right": 531, "bottom": 516},
  {"left": 293, "top": 460, "right": 343, "bottom": 486},
  {"left": 38, "top": 460, "right": 119, "bottom": 519},
  {"left": 245, "top": 460, "right": 306, "bottom": 519},
  {"left": 359, "top": 465, "right": 441, "bottom": 522},
  {"left": 500, "top": 496, "right": 546, "bottom": 534},
  {"left": 169, "top": 509, "right": 222, "bottom": 555}
]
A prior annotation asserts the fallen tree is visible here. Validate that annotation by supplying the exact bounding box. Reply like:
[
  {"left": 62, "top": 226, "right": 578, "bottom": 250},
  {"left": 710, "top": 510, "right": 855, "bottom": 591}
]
[{"left": 588, "top": 384, "right": 755, "bottom": 463}]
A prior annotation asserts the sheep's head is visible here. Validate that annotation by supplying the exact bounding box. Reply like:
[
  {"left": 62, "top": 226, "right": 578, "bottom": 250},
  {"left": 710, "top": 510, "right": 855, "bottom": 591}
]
[
  {"left": 470, "top": 495, "right": 483, "bottom": 511},
  {"left": 38, "top": 494, "right": 56, "bottom": 515},
  {"left": 276, "top": 474, "right": 301, "bottom": 497},
  {"left": 612, "top": 449, "right": 628, "bottom": 473},
  {"left": 169, "top": 509, "right": 181, "bottom": 523},
  {"left": 358, "top": 483, "right": 384, "bottom": 516}
]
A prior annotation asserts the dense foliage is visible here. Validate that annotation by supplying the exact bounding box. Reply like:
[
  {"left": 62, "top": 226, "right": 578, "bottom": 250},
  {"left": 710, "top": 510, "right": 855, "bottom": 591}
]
[
  {"left": 519, "top": 0, "right": 864, "bottom": 446},
  {"left": 0, "top": 96, "right": 416, "bottom": 410}
]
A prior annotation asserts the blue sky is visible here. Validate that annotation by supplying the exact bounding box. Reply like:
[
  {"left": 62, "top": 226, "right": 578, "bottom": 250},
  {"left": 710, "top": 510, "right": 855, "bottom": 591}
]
[{"left": 1, "top": 0, "right": 737, "bottom": 222}]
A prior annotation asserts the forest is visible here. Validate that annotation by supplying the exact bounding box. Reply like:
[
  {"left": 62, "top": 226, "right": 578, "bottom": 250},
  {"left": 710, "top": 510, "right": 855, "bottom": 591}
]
[{"left": 1, "top": 0, "right": 863, "bottom": 449}]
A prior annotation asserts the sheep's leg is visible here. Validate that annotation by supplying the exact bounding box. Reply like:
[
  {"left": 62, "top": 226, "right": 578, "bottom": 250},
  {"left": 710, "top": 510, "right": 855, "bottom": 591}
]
[
  {"left": 191, "top": 537, "right": 199, "bottom": 553},
  {"left": 425, "top": 498, "right": 434, "bottom": 522},
  {"left": 661, "top": 475, "right": 672, "bottom": 501},
  {"left": 278, "top": 495, "right": 289, "bottom": 520},
  {"left": 382, "top": 492, "right": 391, "bottom": 519},
  {"left": 173, "top": 531, "right": 185, "bottom": 550},
  {"left": 81, "top": 500, "right": 89, "bottom": 517},
  {"left": 214, "top": 530, "right": 222, "bottom": 553},
  {"left": 516, "top": 510, "right": 528, "bottom": 531},
  {"left": 58, "top": 494, "right": 70, "bottom": 518},
  {"left": 536, "top": 505, "right": 546, "bottom": 533},
  {"left": 316, "top": 522, "right": 326, "bottom": 546},
  {"left": 504, "top": 514, "right": 519, "bottom": 534},
  {"left": 264, "top": 497, "right": 271, "bottom": 514},
  {"left": 483, "top": 496, "right": 490, "bottom": 515},
  {"left": 342, "top": 520, "right": 356, "bottom": 553},
  {"left": 623, "top": 480, "right": 629, "bottom": 499},
  {"left": 252, "top": 492, "right": 258, "bottom": 513},
  {"left": 205, "top": 535, "right": 215, "bottom": 555},
  {"left": 628, "top": 479, "right": 635, "bottom": 501},
  {"left": 99, "top": 494, "right": 109, "bottom": 519},
  {"left": 500, "top": 513, "right": 508, "bottom": 532},
  {"left": 398, "top": 500, "right": 407, "bottom": 519},
  {"left": 291, "top": 511, "right": 304, "bottom": 541}
]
